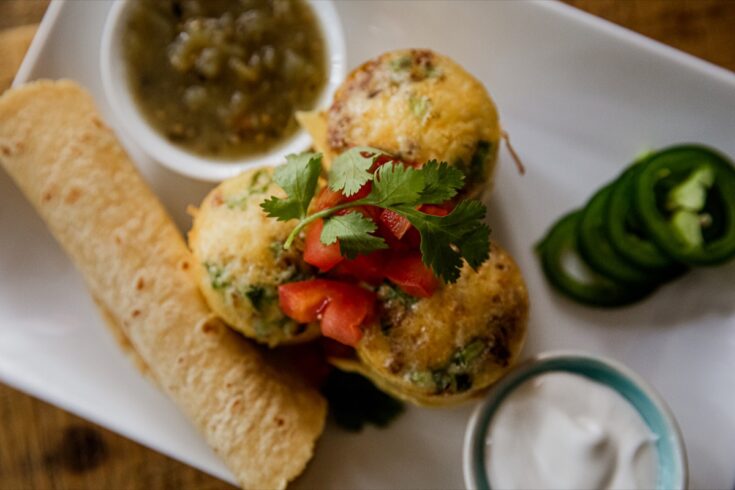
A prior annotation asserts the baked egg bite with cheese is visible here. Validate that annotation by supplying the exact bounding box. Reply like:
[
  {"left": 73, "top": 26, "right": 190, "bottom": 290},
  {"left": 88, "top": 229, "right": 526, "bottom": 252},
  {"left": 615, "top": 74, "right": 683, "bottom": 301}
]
[
  {"left": 332, "top": 242, "right": 528, "bottom": 406},
  {"left": 189, "top": 168, "right": 320, "bottom": 347},
  {"left": 301, "top": 49, "right": 501, "bottom": 198}
]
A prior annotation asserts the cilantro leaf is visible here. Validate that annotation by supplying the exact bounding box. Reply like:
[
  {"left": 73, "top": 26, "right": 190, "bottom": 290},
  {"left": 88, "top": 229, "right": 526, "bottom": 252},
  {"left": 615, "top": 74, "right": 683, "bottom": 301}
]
[
  {"left": 395, "top": 200, "right": 490, "bottom": 282},
  {"left": 365, "top": 161, "right": 462, "bottom": 208},
  {"left": 321, "top": 212, "right": 388, "bottom": 259},
  {"left": 328, "top": 146, "right": 385, "bottom": 197},
  {"left": 366, "top": 163, "right": 424, "bottom": 207},
  {"left": 418, "top": 160, "right": 465, "bottom": 204},
  {"left": 261, "top": 152, "right": 321, "bottom": 221},
  {"left": 455, "top": 222, "right": 491, "bottom": 269}
]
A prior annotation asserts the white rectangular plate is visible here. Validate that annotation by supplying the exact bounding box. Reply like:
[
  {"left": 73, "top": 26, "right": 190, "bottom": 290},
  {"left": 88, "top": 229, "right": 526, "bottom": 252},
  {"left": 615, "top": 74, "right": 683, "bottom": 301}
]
[{"left": 3, "top": 1, "right": 735, "bottom": 488}]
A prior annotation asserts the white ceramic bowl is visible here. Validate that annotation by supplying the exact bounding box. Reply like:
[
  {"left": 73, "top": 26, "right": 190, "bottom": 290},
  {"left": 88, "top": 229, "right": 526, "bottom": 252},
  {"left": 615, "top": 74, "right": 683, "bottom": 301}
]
[
  {"left": 463, "top": 352, "right": 688, "bottom": 490},
  {"left": 100, "top": 0, "right": 346, "bottom": 182}
]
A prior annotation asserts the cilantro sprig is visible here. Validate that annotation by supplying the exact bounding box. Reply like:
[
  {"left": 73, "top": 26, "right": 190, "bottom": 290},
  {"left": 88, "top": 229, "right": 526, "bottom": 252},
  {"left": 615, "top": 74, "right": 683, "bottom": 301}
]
[
  {"left": 260, "top": 152, "right": 322, "bottom": 221},
  {"left": 261, "top": 150, "right": 490, "bottom": 283},
  {"left": 328, "top": 146, "right": 384, "bottom": 197}
]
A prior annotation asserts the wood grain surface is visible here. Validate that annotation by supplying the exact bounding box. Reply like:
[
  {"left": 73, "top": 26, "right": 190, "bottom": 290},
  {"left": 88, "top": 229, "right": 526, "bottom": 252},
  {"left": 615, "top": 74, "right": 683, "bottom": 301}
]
[{"left": 0, "top": 1, "right": 733, "bottom": 489}]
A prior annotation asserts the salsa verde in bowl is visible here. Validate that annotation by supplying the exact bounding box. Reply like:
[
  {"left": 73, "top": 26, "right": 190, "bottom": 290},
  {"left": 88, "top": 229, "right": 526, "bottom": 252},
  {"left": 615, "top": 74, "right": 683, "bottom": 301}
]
[{"left": 101, "top": 0, "right": 346, "bottom": 181}]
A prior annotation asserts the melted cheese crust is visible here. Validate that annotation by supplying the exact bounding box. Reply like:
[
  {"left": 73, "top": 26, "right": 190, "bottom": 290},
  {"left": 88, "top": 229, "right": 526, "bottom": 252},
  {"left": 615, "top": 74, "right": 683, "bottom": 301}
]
[
  {"left": 356, "top": 242, "right": 528, "bottom": 403},
  {"left": 326, "top": 49, "right": 501, "bottom": 197}
]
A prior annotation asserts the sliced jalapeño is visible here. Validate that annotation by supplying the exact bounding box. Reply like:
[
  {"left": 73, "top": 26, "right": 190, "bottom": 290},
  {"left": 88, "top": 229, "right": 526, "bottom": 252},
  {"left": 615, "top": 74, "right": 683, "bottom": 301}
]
[
  {"left": 537, "top": 212, "right": 656, "bottom": 307},
  {"left": 633, "top": 145, "right": 735, "bottom": 266},
  {"left": 606, "top": 162, "right": 683, "bottom": 273},
  {"left": 578, "top": 184, "right": 658, "bottom": 285}
]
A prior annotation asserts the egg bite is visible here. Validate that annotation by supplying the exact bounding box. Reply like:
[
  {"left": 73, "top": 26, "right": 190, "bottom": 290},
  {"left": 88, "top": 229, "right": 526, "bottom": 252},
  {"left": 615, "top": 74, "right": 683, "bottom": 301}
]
[
  {"left": 189, "top": 168, "right": 320, "bottom": 347},
  {"left": 331, "top": 242, "right": 528, "bottom": 406},
  {"left": 299, "top": 49, "right": 501, "bottom": 198}
]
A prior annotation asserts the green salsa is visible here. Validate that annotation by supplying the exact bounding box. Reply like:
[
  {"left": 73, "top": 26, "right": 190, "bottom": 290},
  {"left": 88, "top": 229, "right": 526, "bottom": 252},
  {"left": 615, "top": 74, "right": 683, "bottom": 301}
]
[{"left": 123, "top": 0, "right": 327, "bottom": 159}]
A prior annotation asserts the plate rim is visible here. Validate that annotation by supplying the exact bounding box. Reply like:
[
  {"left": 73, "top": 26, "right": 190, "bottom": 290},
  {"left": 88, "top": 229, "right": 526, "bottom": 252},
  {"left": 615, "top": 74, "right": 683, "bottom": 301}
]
[{"left": 3, "top": 0, "right": 734, "bottom": 487}]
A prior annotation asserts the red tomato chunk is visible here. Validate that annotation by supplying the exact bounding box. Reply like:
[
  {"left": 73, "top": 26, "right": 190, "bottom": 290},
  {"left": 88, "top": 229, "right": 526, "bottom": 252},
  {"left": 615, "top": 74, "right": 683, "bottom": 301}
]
[
  {"left": 385, "top": 251, "right": 440, "bottom": 298},
  {"left": 379, "top": 209, "right": 412, "bottom": 240},
  {"left": 303, "top": 219, "right": 343, "bottom": 272},
  {"left": 333, "top": 250, "right": 388, "bottom": 285},
  {"left": 278, "top": 279, "right": 376, "bottom": 347},
  {"left": 420, "top": 204, "right": 451, "bottom": 217}
]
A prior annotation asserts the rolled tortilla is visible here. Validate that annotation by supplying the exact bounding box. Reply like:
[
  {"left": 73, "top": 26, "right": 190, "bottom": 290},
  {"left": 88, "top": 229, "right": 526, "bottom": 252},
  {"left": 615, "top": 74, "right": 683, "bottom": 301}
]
[{"left": 0, "top": 80, "right": 326, "bottom": 490}]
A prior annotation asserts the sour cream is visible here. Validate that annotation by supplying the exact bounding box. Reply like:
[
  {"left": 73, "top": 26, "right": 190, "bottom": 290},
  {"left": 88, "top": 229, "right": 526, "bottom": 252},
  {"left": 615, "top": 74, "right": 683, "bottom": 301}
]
[{"left": 485, "top": 372, "right": 658, "bottom": 490}]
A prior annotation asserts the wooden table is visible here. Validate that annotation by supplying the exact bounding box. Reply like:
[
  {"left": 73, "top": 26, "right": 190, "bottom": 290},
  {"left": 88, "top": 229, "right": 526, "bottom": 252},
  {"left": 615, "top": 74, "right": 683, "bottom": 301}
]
[{"left": 0, "top": 1, "right": 733, "bottom": 488}]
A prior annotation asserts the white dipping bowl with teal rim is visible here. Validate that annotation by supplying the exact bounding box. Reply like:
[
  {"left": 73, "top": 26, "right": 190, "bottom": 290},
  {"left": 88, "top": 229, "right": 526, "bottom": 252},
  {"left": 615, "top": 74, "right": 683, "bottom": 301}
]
[{"left": 463, "top": 352, "right": 688, "bottom": 490}]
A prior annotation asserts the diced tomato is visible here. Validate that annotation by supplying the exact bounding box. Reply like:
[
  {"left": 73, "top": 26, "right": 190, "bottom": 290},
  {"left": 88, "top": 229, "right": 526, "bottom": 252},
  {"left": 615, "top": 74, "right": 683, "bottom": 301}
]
[
  {"left": 304, "top": 219, "right": 343, "bottom": 272},
  {"left": 379, "top": 209, "right": 412, "bottom": 240},
  {"left": 313, "top": 187, "right": 344, "bottom": 211},
  {"left": 278, "top": 280, "right": 331, "bottom": 323},
  {"left": 396, "top": 204, "right": 450, "bottom": 248},
  {"left": 321, "top": 285, "right": 375, "bottom": 347},
  {"left": 334, "top": 204, "right": 381, "bottom": 223},
  {"left": 314, "top": 181, "right": 373, "bottom": 212},
  {"left": 401, "top": 227, "right": 422, "bottom": 249},
  {"left": 357, "top": 204, "right": 383, "bottom": 222},
  {"left": 370, "top": 154, "right": 396, "bottom": 171},
  {"left": 385, "top": 251, "right": 440, "bottom": 298},
  {"left": 378, "top": 205, "right": 450, "bottom": 242},
  {"left": 374, "top": 219, "right": 413, "bottom": 251},
  {"left": 333, "top": 250, "right": 388, "bottom": 284},
  {"left": 349, "top": 181, "right": 373, "bottom": 201},
  {"left": 278, "top": 279, "right": 376, "bottom": 347},
  {"left": 372, "top": 154, "right": 420, "bottom": 171},
  {"left": 420, "top": 204, "right": 451, "bottom": 217}
]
